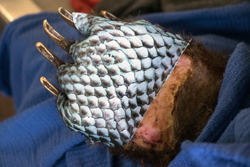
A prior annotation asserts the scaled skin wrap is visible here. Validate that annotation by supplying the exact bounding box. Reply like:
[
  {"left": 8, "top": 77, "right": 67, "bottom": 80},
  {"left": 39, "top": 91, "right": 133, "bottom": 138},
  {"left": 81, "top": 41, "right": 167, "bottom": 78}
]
[{"left": 56, "top": 12, "right": 190, "bottom": 147}]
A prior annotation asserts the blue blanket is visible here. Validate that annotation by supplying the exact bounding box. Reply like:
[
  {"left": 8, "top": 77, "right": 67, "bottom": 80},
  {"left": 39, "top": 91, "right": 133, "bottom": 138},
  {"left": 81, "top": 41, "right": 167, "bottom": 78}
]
[{"left": 0, "top": 2, "right": 250, "bottom": 167}]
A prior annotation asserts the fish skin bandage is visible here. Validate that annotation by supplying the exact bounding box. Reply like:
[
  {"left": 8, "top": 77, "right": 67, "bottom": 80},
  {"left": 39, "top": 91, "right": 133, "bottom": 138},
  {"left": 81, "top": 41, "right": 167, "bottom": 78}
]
[{"left": 56, "top": 12, "right": 191, "bottom": 147}]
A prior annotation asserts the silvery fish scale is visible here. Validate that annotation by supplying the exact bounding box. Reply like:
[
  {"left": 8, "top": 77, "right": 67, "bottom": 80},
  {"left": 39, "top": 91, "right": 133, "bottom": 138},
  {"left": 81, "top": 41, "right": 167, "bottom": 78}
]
[{"left": 57, "top": 12, "right": 190, "bottom": 147}]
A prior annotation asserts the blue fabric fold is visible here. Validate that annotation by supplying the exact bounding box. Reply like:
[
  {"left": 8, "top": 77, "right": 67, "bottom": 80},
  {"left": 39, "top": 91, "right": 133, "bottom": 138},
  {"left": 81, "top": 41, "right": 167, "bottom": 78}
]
[
  {"left": 0, "top": 2, "right": 250, "bottom": 167},
  {"left": 197, "top": 43, "right": 250, "bottom": 142}
]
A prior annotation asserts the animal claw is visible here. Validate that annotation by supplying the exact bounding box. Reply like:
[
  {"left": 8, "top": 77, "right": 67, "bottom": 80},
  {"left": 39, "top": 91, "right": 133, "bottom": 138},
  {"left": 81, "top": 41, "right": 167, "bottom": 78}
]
[
  {"left": 58, "top": 7, "right": 76, "bottom": 29},
  {"left": 40, "top": 77, "right": 60, "bottom": 97},
  {"left": 43, "top": 19, "right": 73, "bottom": 52},
  {"left": 100, "top": 11, "right": 119, "bottom": 21},
  {"left": 36, "top": 42, "right": 64, "bottom": 69}
]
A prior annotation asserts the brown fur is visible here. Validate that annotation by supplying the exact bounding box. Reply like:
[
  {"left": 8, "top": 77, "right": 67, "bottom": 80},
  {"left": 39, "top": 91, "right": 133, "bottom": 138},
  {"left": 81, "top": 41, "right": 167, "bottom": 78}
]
[
  {"left": 108, "top": 40, "right": 229, "bottom": 167},
  {"left": 171, "top": 40, "right": 229, "bottom": 158}
]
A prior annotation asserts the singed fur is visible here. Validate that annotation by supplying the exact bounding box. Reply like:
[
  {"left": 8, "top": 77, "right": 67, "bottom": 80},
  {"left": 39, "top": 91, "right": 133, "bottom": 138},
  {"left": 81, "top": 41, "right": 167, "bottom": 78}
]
[{"left": 108, "top": 40, "right": 229, "bottom": 167}]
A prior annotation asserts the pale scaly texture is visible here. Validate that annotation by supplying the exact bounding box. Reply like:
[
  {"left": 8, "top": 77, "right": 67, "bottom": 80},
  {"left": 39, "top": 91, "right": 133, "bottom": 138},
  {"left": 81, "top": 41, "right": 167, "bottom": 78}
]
[{"left": 57, "top": 12, "right": 190, "bottom": 147}]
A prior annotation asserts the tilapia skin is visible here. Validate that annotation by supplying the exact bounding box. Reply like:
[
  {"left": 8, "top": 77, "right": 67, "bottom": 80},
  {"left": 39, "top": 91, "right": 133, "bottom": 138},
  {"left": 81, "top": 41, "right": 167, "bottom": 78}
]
[{"left": 57, "top": 12, "right": 190, "bottom": 147}]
